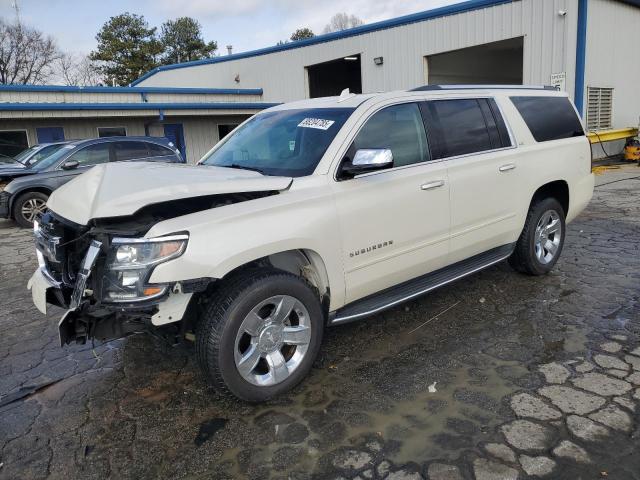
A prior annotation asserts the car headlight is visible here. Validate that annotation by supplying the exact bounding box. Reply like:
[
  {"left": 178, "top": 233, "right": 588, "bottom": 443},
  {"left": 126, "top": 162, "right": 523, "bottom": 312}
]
[{"left": 102, "top": 234, "right": 188, "bottom": 303}]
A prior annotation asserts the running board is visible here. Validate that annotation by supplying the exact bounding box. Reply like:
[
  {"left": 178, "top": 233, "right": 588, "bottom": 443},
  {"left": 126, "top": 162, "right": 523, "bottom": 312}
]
[{"left": 329, "top": 243, "right": 515, "bottom": 325}]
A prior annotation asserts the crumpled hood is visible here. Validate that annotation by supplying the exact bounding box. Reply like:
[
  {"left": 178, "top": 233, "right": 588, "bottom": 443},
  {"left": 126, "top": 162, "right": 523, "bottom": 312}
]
[{"left": 47, "top": 162, "right": 293, "bottom": 225}]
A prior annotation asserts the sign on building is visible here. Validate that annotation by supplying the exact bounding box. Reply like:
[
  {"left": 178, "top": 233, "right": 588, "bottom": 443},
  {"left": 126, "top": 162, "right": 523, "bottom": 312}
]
[{"left": 550, "top": 72, "right": 566, "bottom": 91}]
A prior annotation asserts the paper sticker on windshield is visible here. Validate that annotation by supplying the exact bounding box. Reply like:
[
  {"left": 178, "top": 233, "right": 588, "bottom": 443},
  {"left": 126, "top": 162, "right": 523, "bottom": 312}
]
[{"left": 298, "top": 118, "right": 335, "bottom": 130}]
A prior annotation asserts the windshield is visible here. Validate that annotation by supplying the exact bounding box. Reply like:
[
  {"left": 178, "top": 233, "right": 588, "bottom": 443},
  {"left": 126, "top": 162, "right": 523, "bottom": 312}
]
[
  {"left": 200, "top": 108, "right": 354, "bottom": 177},
  {"left": 15, "top": 144, "right": 67, "bottom": 167},
  {"left": 31, "top": 144, "right": 76, "bottom": 171}
]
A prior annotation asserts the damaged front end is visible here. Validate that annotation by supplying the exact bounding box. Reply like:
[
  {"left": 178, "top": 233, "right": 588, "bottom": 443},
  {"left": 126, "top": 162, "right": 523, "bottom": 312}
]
[{"left": 29, "top": 211, "right": 200, "bottom": 346}]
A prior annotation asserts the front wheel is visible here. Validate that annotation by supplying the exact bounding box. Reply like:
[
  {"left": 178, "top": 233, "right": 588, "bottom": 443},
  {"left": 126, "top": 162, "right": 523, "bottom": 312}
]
[
  {"left": 509, "top": 197, "right": 566, "bottom": 275},
  {"left": 13, "top": 191, "right": 49, "bottom": 228},
  {"left": 196, "top": 268, "right": 324, "bottom": 402}
]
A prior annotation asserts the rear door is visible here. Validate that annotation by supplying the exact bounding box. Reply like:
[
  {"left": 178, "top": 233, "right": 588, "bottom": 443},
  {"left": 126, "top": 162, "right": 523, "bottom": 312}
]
[
  {"left": 421, "top": 98, "right": 520, "bottom": 263},
  {"left": 331, "top": 102, "right": 450, "bottom": 303}
]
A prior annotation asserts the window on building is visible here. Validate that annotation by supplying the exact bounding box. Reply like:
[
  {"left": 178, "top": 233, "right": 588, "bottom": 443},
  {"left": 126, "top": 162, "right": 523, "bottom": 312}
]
[
  {"left": 421, "top": 99, "right": 494, "bottom": 158},
  {"left": 97, "top": 127, "right": 127, "bottom": 138},
  {"left": 0, "top": 130, "right": 29, "bottom": 157},
  {"left": 218, "top": 124, "right": 238, "bottom": 140},
  {"left": 113, "top": 141, "right": 150, "bottom": 161},
  {"left": 349, "top": 103, "right": 429, "bottom": 168},
  {"left": 69, "top": 143, "right": 111, "bottom": 166},
  {"left": 586, "top": 87, "right": 613, "bottom": 131},
  {"left": 511, "top": 96, "right": 584, "bottom": 142}
]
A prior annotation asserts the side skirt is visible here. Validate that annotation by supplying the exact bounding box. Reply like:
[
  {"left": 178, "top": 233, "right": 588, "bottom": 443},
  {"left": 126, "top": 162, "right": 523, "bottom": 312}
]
[{"left": 329, "top": 243, "right": 515, "bottom": 325}]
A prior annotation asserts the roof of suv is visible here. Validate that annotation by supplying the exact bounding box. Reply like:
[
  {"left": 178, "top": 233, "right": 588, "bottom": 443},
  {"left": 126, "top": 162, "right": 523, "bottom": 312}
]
[
  {"left": 64, "top": 136, "right": 177, "bottom": 147},
  {"left": 269, "top": 85, "right": 567, "bottom": 112}
]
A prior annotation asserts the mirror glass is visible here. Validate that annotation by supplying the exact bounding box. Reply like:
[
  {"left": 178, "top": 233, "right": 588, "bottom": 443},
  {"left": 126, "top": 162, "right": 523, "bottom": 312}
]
[{"left": 352, "top": 148, "right": 393, "bottom": 167}]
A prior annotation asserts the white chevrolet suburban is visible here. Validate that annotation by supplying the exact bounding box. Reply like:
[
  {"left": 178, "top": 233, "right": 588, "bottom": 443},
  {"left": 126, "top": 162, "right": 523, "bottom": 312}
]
[{"left": 28, "top": 86, "right": 594, "bottom": 401}]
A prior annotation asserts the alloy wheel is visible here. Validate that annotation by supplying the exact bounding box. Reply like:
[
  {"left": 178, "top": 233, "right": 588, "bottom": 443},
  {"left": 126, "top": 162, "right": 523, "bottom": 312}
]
[
  {"left": 21, "top": 198, "right": 47, "bottom": 223},
  {"left": 234, "top": 295, "right": 312, "bottom": 386},
  {"left": 534, "top": 210, "right": 562, "bottom": 265}
]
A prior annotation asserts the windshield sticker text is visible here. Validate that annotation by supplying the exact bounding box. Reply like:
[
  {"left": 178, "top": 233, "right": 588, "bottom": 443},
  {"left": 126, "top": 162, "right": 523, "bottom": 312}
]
[{"left": 298, "top": 118, "right": 335, "bottom": 130}]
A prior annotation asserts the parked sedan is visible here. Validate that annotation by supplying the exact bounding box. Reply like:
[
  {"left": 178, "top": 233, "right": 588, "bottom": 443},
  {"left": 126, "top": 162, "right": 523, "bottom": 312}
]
[{"left": 0, "top": 136, "right": 184, "bottom": 227}]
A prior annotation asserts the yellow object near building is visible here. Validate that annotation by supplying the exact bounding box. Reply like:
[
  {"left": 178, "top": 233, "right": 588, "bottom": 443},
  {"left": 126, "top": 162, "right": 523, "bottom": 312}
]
[{"left": 625, "top": 143, "right": 640, "bottom": 161}]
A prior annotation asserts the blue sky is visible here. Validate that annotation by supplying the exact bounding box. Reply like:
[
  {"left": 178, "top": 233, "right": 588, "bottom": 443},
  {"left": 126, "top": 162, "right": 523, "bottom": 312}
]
[{"left": 0, "top": 0, "right": 458, "bottom": 57}]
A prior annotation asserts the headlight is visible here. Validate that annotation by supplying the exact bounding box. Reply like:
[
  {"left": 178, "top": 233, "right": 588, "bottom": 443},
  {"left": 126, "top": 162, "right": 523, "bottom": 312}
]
[{"left": 102, "top": 234, "right": 188, "bottom": 303}]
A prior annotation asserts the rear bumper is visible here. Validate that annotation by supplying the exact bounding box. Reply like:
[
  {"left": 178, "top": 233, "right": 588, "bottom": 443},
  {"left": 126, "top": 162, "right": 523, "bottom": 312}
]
[
  {"left": 0, "top": 191, "right": 10, "bottom": 218},
  {"left": 567, "top": 173, "right": 595, "bottom": 223}
]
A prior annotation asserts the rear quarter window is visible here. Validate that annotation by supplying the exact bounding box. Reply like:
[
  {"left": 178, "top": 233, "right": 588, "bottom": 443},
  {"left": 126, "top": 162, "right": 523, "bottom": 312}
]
[{"left": 510, "top": 96, "right": 584, "bottom": 142}]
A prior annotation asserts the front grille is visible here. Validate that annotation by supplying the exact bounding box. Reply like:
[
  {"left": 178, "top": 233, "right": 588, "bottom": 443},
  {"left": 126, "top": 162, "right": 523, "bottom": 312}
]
[{"left": 35, "top": 213, "right": 91, "bottom": 287}]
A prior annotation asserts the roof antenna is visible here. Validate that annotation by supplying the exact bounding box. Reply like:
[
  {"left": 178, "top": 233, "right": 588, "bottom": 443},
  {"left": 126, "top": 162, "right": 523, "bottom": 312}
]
[{"left": 338, "top": 88, "right": 353, "bottom": 102}]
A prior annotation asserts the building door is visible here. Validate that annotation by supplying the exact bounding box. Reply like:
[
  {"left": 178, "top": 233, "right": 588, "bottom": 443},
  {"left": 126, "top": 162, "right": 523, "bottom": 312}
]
[
  {"left": 36, "top": 127, "right": 65, "bottom": 144},
  {"left": 163, "top": 124, "right": 186, "bottom": 159}
]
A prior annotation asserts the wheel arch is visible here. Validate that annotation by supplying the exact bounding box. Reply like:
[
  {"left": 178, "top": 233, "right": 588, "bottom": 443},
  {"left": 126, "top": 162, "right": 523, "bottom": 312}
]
[{"left": 530, "top": 180, "right": 569, "bottom": 217}]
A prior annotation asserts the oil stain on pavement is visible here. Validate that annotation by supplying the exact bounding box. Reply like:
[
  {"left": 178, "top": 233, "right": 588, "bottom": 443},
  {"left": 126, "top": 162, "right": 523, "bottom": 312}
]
[{"left": 1, "top": 167, "right": 639, "bottom": 479}]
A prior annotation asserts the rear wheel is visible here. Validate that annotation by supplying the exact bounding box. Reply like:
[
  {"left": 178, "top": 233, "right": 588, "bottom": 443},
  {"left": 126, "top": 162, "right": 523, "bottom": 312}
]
[
  {"left": 13, "top": 191, "right": 49, "bottom": 228},
  {"left": 196, "top": 268, "right": 324, "bottom": 402},
  {"left": 509, "top": 197, "right": 566, "bottom": 275}
]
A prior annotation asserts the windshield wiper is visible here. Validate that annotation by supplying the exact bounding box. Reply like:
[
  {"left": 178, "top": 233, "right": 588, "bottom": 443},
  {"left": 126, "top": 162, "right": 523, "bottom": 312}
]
[{"left": 221, "top": 163, "right": 264, "bottom": 175}]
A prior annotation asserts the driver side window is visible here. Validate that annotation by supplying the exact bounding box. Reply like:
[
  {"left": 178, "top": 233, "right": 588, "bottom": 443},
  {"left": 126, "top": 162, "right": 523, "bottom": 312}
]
[
  {"left": 349, "top": 103, "right": 430, "bottom": 168},
  {"left": 69, "top": 143, "right": 111, "bottom": 166}
]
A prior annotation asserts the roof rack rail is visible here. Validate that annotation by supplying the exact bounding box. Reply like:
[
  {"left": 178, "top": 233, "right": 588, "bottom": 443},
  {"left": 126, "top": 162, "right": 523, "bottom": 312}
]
[{"left": 410, "top": 84, "right": 559, "bottom": 92}]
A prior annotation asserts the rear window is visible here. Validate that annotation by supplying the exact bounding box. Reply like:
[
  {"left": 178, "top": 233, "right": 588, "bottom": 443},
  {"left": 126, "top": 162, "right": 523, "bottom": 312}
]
[
  {"left": 148, "top": 142, "right": 175, "bottom": 157},
  {"left": 510, "top": 96, "right": 584, "bottom": 142}
]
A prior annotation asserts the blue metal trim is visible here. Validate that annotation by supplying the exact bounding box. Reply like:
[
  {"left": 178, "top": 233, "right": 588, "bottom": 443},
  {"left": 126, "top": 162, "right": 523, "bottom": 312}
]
[
  {"left": 131, "top": 0, "right": 514, "bottom": 85},
  {"left": 0, "top": 102, "right": 278, "bottom": 111},
  {"left": 0, "top": 84, "right": 263, "bottom": 95},
  {"left": 574, "top": 0, "right": 588, "bottom": 117}
]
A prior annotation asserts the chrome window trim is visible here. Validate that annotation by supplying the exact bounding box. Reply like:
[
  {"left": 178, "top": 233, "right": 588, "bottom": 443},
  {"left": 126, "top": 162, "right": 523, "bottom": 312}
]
[{"left": 332, "top": 95, "right": 518, "bottom": 182}]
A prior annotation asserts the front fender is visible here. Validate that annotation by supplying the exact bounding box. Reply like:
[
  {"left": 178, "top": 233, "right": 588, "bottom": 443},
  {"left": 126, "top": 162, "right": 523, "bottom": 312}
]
[{"left": 146, "top": 183, "right": 347, "bottom": 309}]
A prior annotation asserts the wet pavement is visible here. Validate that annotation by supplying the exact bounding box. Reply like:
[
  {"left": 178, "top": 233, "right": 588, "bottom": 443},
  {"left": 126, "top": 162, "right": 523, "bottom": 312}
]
[{"left": 1, "top": 165, "right": 640, "bottom": 480}]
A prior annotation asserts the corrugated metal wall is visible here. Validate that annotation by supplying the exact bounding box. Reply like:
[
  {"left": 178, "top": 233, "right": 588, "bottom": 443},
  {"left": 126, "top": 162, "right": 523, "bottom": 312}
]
[
  {"left": 138, "top": 0, "right": 579, "bottom": 103},
  {"left": 0, "top": 91, "right": 262, "bottom": 104},
  {"left": 585, "top": 0, "right": 640, "bottom": 129}
]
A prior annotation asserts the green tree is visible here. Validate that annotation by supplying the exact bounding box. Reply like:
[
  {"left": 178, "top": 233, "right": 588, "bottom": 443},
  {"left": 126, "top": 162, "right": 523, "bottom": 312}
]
[
  {"left": 160, "top": 17, "right": 217, "bottom": 65},
  {"left": 90, "top": 13, "right": 162, "bottom": 86},
  {"left": 290, "top": 28, "right": 314, "bottom": 41}
]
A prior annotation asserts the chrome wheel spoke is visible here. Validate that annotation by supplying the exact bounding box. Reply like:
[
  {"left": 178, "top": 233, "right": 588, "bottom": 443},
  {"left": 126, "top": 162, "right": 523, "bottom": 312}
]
[
  {"left": 237, "top": 344, "right": 261, "bottom": 377},
  {"left": 545, "top": 219, "right": 560, "bottom": 235},
  {"left": 534, "top": 209, "right": 562, "bottom": 265},
  {"left": 283, "top": 325, "right": 311, "bottom": 345},
  {"left": 266, "top": 350, "right": 289, "bottom": 384},
  {"left": 272, "top": 295, "right": 296, "bottom": 323},
  {"left": 545, "top": 239, "right": 558, "bottom": 255},
  {"left": 243, "top": 311, "right": 264, "bottom": 336}
]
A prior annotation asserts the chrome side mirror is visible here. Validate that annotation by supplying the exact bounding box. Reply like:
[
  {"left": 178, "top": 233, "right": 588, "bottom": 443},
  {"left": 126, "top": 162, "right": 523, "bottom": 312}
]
[{"left": 341, "top": 148, "right": 393, "bottom": 177}]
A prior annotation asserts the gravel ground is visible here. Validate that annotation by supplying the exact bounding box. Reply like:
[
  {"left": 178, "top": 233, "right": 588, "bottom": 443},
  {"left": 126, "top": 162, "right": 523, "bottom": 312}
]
[{"left": 1, "top": 165, "right": 639, "bottom": 480}]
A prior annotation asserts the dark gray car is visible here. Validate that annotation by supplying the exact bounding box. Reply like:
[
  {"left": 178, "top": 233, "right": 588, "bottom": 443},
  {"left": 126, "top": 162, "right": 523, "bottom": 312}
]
[{"left": 0, "top": 136, "right": 184, "bottom": 227}]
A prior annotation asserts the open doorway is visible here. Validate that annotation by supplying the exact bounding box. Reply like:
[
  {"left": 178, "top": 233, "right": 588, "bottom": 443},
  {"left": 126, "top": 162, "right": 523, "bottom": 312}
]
[
  {"left": 306, "top": 54, "right": 362, "bottom": 98},
  {"left": 426, "top": 37, "right": 524, "bottom": 85}
]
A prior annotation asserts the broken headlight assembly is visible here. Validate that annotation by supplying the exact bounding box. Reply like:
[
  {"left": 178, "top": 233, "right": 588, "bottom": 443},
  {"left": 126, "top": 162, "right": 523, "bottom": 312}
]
[{"left": 102, "top": 234, "right": 188, "bottom": 303}]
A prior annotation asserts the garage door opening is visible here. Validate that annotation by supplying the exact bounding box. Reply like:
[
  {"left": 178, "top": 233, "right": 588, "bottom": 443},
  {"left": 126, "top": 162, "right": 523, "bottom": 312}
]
[
  {"left": 306, "top": 54, "right": 362, "bottom": 98},
  {"left": 426, "top": 37, "right": 523, "bottom": 85}
]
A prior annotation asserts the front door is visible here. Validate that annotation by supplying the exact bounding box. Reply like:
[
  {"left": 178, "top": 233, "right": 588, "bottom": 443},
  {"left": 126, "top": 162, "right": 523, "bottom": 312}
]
[
  {"left": 331, "top": 102, "right": 450, "bottom": 304},
  {"left": 163, "top": 124, "right": 186, "bottom": 159},
  {"left": 36, "top": 127, "right": 65, "bottom": 144}
]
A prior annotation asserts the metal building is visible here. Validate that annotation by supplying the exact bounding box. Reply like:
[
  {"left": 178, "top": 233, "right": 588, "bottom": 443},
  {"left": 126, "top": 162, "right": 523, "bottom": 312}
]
[
  {"left": 0, "top": 85, "right": 275, "bottom": 163},
  {"left": 133, "top": 0, "right": 640, "bottom": 137}
]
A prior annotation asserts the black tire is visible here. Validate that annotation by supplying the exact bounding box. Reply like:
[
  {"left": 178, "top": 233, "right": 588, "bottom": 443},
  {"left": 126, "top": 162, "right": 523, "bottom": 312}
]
[
  {"left": 196, "top": 268, "right": 324, "bottom": 402},
  {"left": 12, "top": 191, "right": 49, "bottom": 228},
  {"left": 509, "top": 197, "right": 566, "bottom": 275}
]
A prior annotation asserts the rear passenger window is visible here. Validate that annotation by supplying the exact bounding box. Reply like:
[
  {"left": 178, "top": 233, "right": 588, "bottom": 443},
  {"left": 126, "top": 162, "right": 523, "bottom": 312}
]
[
  {"left": 148, "top": 143, "right": 174, "bottom": 157},
  {"left": 349, "top": 103, "right": 429, "bottom": 168},
  {"left": 421, "top": 99, "right": 505, "bottom": 159},
  {"left": 510, "top": 96, "right": 584, "bottom": 142},
  {"left": 114, "top": 141, "right": 150, "bottom": 161}
]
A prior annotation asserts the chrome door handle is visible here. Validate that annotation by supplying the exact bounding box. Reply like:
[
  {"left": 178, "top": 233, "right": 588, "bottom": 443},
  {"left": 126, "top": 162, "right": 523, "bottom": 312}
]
[
  {"left": 499, "top": 163, "right": 516, "bottom": 172},
  {"left": 420, "top": 180, "right": 445, "bottom": 191}
]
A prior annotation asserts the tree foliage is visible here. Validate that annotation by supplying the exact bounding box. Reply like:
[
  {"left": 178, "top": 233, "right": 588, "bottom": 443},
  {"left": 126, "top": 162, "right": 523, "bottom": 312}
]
[
  {"left": 323, "top": 13, "right": 364, "bottom": 33},
  {"left": 290, "top": 28, "right": 314, "bottom": 41},
  {"left": 0, "top": 19, "right": 60, "bottom": 85},
  {"left": 160, "top": 17, "right": 217, "bottom": 65},
  {"left": 90, "top": 13, "right": 163, "bottom": 86}
]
